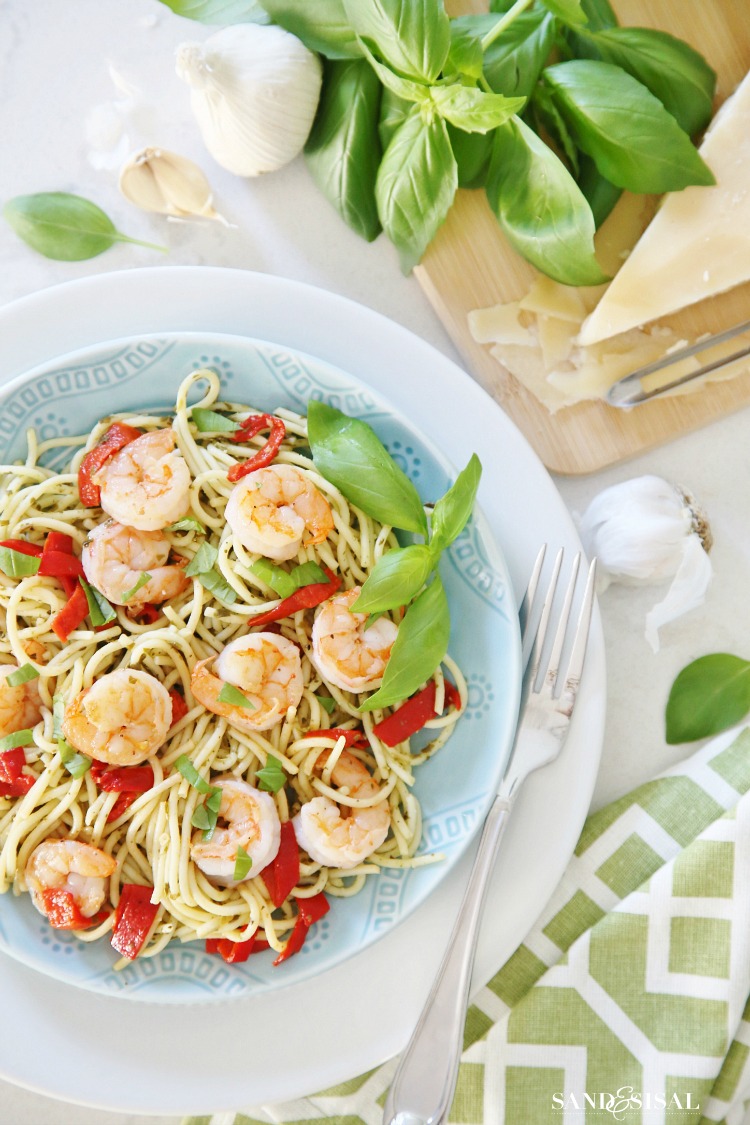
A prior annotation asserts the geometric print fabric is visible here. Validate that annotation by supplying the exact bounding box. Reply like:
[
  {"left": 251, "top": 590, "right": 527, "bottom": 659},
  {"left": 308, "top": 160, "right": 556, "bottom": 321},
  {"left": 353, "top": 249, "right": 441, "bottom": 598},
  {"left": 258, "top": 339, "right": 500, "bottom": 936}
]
[{"left": 183, "top": 728, "right": 750, "bottom": 1125}]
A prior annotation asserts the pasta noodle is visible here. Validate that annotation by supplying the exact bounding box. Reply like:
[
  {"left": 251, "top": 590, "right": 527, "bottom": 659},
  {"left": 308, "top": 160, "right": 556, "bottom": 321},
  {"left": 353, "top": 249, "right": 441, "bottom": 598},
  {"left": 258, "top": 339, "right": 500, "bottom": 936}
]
[{"left": 0, "top": 370, "right": 465, "bottom": 965}]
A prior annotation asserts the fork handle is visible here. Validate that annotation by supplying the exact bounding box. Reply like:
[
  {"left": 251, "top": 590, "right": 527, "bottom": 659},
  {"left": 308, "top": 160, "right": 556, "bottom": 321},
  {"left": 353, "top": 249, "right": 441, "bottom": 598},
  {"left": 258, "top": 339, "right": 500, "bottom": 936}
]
[{"left": 383, "top": 793, "right": 513, "bottom": 1125}]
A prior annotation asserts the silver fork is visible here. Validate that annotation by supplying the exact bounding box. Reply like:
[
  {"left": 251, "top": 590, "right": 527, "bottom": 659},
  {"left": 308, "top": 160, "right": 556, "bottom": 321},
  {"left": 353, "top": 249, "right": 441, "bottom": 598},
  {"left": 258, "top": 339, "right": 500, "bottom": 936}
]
[{"left": 383, "top": 547, "right": 597, "bottom": 1125}]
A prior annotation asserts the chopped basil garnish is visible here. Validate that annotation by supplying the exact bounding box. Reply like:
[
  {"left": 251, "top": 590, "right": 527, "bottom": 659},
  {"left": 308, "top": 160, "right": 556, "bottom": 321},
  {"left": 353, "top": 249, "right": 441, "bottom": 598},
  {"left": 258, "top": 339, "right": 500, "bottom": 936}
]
[
  {"left": 7, "top": 663, "right": 40, "bottom": 687},
  {"left": 290, "top": 561, "right": 329, "bottom": 587},
  {"left": 218, "top": 682, "right": 256, "bottom": 710},
  {"left": 121, "top": 572, "right": 152, "bottom": 603},
  {"left": 167, "top": 516, "right": 206, "bottom": 534},
  {"left": 176, "top": 754, "right": 223, "bottom": 840},
  {"left": 0, "top": 547, "right": 41, "bottom": 578},
  {"left": 233, "top": 844, "right": 253, "bottom": 882},
  {"left": 185, "top": 542, "right": 218, "bottom": 577},
  {"left": 58, "top": 737, "right": 91, "bottom": 779},
  {"left": 191, "top": 408, "right": 239, "bottom": 434},
  {"left": 198, "top": 568, "right": 237, "bottom": 606},
  {"left": 0, "top": 729, "right": 34, "bottom": 752},
  {"left": 257, "top": 754, "right": 286, "bottom": 794},
  {"left": 79, "top": 577, "right": 117, "bottom": 626},
  {"left": 317, "top": 695, "right": 336, "bottom": 715},
  {"left": 250, "top": 558, "right": 329, "bottom": 599}
]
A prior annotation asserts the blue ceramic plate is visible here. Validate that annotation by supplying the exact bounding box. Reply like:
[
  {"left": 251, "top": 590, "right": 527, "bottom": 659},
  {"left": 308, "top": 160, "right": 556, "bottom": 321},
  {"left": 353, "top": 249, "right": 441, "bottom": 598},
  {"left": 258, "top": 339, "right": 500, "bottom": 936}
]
[{"left": 0, "top": 332, "right": 521, "bottom": 1002}]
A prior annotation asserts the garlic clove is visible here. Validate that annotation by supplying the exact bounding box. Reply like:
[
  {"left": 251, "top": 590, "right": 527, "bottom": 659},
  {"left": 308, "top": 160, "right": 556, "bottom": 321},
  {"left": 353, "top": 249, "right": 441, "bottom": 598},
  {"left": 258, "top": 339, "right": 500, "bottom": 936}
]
[
  {"left": 175, "top": 24, "right": 322, "bottom": 178},
  {"left": 119, "top": 147, "right": 226, "bottom": 223}
]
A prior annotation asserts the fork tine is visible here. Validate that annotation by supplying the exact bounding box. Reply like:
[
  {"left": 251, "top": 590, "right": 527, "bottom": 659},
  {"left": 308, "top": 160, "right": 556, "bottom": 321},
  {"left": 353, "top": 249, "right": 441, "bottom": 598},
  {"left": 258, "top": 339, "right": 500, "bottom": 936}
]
[
  {"left": 527, "top": 547, "right": 563, "bottom": 688},
  {"left": 557, "top": 558, "right": 597, "bottom": 716},
  {"left": 542, "top": 552, "right": 581, "bottom": 695},
  {"left": 518, "top": 545, "right": 547, "bottom": 653}
]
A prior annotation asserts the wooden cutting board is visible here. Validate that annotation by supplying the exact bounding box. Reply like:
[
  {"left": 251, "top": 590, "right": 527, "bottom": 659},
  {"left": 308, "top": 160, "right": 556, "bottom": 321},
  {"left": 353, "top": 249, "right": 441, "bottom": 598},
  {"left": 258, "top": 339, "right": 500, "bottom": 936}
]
[{"left": 415, "top": 0, "right": 750, "bottom": 474}]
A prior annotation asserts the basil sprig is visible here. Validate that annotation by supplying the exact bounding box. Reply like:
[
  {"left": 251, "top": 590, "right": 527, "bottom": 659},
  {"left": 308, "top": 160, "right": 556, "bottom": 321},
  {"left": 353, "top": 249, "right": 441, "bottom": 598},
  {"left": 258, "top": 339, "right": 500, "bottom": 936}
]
[
  {"left": 666, "top": 654, "right": 750, "bottom": 745},
  {"left": 4, "top": 193, "right": 166, "bottom": 262},
  {"left": 159, "top": 0, "right": 716, "bottom": 281}
]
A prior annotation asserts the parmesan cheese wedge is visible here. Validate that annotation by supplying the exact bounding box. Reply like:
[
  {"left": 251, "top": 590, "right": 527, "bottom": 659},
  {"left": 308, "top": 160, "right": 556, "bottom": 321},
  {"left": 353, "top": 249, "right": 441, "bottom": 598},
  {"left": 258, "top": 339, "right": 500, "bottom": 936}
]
[{"left": 579, "top": 69, "right": 750, "bottom": 346}]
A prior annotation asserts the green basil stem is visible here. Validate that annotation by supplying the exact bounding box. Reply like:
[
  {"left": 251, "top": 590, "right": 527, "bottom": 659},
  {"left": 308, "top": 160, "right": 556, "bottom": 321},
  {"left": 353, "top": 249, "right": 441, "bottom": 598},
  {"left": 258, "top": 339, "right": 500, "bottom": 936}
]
[{"left": 481, "top": 0, "right": 536, "bottom": 51}]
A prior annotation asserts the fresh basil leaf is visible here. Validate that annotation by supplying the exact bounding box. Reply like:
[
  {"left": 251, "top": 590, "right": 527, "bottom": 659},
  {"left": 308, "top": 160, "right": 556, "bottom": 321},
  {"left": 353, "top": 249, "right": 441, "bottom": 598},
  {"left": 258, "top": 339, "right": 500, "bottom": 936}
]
[
  {"left": 361, "top": 576, "right": 450, "bottom": 712},
  {"left": 0, "top": 547, "right": 40, "bottom": 578},
  {"left": 308, "top": 401, "right": 428, "bottom": 536},
  {"left": 431, "top": 86, "right": 525, "bottom": 134},
  {"left": 576, "top": 154, "right": 621, "bottom": 228},
  {"left": 52, "top": 695, "right": 65, "bottom": 740},
  {"left": 357, "top": 41, "right": 433, "bottom": 105},
  {"left": 3, "top": 193, "right": 165, "bottom": 262},
  {"left": 446, "top": 24, "right": 485, "bottom": 81},
  {"left": 353, "top": 545, "right": 434, "bottom": 615},
  {"left": 58, "top": 738, "right": 91, "bottom": 779},
  {"left": 318, "top": 695, "right": 337, "bottom": 715},
  {"left": 539, "top": 0, "right": 586, "bottom": 26},
  {"left": 666, "top": 654, "right": 750, "bottom": 744},
  {"left": 486, "top": 116, "right": 608, "bottom": 286},
  {"left": 6, "top": 663, "right": 40, "bottom": 688},
  {"left": 531, "top": 83, "right": 579, "bottom": 175},
  {"left": 257, "top": 754, "right": 286, "bottom": 793},
  {"left": 233, "top": 844, "right": 253, "bottom": 881},
  {"left": 379, "top": 88, "right": 410, "bottom": 152},
  {"left": 376, "top": 106, "right": 458, "bottom": 274},
  {"left": 483, "top": 10, "right": 557, "bottom": 99},
  {"left": 198, "top": 568, "right": 237, "bottom": 605},
  {"left": 251, "top": 559, "right": 297, "bottom": 599},
  {"left": 259, "top": 0, "right": 360, "bottom": 58},
  {"left": 185, "top": 542, "right": 219, "bottom": 577},
  {"left": 447, "top": 127, "right": 493, "bottom": 190},
  {"left": 218, "top": 682, "right": 256, "bottom": 709},
  {"left": 305, "top": 59, "right": 383, "bottom": 243},
  {"left": 575, "top": 27, "right": 716, "bottom": 136},
  {"left": 176, "top": 754, "right": 213, "bottom": 795},
  {"left": 0, "top": 729, "right": 34, "bottom": 752},
  {"left": 121, "top": 573, "right": 152, "bottom": 604},
  {"left": 191, "top": 407, "right": 239, "bottom": 433},
  {"left": 79, "top": 578, "right": 117, "bottom": 627},
  {"left": 577, "top": 0, "right": 617, "bottom": 29},
  {"left": 291, "top": 562, "right": 329, "bottom": 587},
  {"left": 429, "top": 454, "right": 481, "bottom": 555},
  {"left": 342, "top": 0, "right": 450, "bottom": 83},
  {"left": 167, "top": 516, "right": 206, "bottom": 534},
  {"left": 158, "top": 0, "right": 269, "bottom": 23},
  {"left": 544, "top": 61, "right": 715, "bottom": 192}
]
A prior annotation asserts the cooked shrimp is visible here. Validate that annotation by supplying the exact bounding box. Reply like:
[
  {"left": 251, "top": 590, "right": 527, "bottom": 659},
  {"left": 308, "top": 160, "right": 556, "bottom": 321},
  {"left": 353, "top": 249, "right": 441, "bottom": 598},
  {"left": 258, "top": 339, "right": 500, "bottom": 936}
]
[
  {"left": 82, "top": 520, "right": 189, "bottom": 609},
  {"left": 63, "top": 668, "right": 173, "bottom": 766},
  {"left": 311, "top": 587, "right": 398, "bottom": 693},
  {"left": 225, "top": 463, "right": 334, "bottom": 562},
  {"left": 293, "top": 748, "right": 390, "bottom": 869},
  {"left": 94, "top": 428, "right": 191, "bottom": 531},
  {"left": 0, "top": 665, "right": 42, "bottom": 737},
  {"left": 190, "top": 777, "right": 281, "bottom": 885},
  {"left": 191, "top": 632, "right": 303, "bottom": 733},
  {"left": 25, "top": 839, "right": 116, "bottom": 922}
]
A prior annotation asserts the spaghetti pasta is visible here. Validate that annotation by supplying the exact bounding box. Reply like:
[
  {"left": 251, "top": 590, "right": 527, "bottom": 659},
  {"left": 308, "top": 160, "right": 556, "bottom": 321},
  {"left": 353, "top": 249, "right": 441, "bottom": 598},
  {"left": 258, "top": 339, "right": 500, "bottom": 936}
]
[{"left": 0, "top": 370, "right": 466, "bottom": 965}]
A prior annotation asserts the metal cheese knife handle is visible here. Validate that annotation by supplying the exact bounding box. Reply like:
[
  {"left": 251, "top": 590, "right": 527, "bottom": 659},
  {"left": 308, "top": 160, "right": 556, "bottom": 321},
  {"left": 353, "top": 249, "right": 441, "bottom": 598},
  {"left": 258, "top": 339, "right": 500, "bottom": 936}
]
[{"left": 383, "top": 549, "right": 597, "bottom": 1125}]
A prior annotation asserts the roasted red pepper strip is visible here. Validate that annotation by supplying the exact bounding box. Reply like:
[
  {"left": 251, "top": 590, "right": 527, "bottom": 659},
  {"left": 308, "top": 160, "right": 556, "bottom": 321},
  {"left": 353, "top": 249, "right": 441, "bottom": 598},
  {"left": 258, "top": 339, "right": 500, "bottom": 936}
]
[
  {"left": 0, "top": 748, "right": 35, "bottom": 798},
  {"left": 443, "top": 679, "right": 462, "bottom": 711},
  {"left": 250, "top": 568, "right": 342, "bottom": 628},
  {"left": 111, "top": 883, "right": 159, "bottom": 960},
  {"left": 51, "top": 583, "right": 89, "bottom": 642},
  {"left": 0, "top": 539, "right": 43, "bottom": 557},
  {"left": 302, "top": 727, "right": 369, "bottom": 749},
  {"left": 90, "top": 761, "right": 154, "bottom": 793},
  {"left": 168, "top": 687, "right": 189, "bottom": 727},
  {"left": 227, "top": 414, "right": 286, "bottom": 482},
  {"left": 272, "top": 892, "right": 329, "bottom": 966},
  {"left": 40, "top": 888, "right": 91, "bottom": 931},
  {"left": 261, "top": 820, "right": 300, "bottom": 909},
  {"left": 78, "top": 422, "right": 142, "bottom": 507},
  {"left": 372, "top": 682, "right": 438, "bottom": 747},
  {"left": 38, "top": 551, "right": 85, "bottom": 578},
  {"left": 205, "top": 936, "right": 257, "bottom": 963}
]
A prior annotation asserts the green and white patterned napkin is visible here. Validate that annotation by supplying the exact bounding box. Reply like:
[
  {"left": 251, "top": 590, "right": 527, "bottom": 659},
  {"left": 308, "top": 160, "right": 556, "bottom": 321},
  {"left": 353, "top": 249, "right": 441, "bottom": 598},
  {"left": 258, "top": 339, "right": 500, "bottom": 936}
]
[{"left": 184, "top": 727, "right": 750, "bottom": 1125}]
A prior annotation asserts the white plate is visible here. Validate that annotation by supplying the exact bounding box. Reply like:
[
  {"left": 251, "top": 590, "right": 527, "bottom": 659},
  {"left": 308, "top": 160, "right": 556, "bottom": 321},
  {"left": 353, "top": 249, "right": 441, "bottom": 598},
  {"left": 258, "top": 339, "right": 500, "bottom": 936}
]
[
  {"left": 0, "top": 330, "right": 521, "bottom": 1001},
  {"left": 0, "top": 268, "right": 606, "bottom": 1114}
]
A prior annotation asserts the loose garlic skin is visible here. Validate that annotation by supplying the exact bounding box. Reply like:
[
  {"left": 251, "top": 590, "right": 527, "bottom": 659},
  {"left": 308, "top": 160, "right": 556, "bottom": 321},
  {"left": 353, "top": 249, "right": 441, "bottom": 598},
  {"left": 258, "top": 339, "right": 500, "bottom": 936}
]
[{"left": 175, "top": 24, "right": 323, "bottom": 178}]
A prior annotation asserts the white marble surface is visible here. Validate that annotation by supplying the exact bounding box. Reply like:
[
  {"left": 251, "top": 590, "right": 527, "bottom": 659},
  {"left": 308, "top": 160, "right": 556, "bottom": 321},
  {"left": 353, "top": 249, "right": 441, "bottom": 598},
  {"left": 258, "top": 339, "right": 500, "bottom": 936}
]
[{"left": 2, "top": 1, "right": 749, "bottom": 1121}]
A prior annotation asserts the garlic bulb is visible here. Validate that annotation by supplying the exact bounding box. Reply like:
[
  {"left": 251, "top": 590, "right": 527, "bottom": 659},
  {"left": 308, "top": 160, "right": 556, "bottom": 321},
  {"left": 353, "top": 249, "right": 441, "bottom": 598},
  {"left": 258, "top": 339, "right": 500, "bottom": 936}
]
[
  {"left": 119, "top": 147, "right": 226, "bottom": 222},
  {"left": 578, "top": 475, "right": 713, "bottom": 651},
  {"left": 175, "top": 24, "right": 322, "bottom": 177}
]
